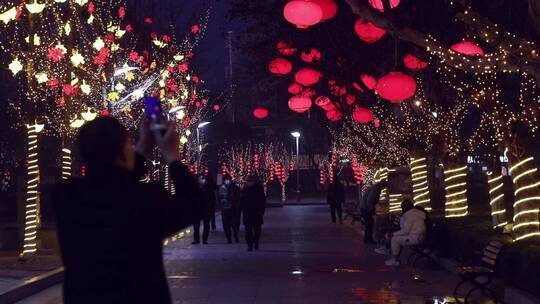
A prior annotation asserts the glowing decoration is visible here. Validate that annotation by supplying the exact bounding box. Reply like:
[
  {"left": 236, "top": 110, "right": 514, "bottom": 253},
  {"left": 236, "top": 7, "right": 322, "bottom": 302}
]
[
  {"left": 26, "top": 3, "right": 46, "bottom": 14},
  {"left": 253, "top": 107, "right": 269, "bottom": 119},
  {"left": 374, "top": 168, "right": 389, "bottom": 204},
  {"left": 311, "top": 0, "right": 337, "bottom": 21},
  {"left": 301, "top": 88, "right": 316, "bottom": 97},
  {"left": 35, "top": 73, "right": 48, "bottom": 84},
  {"left": 277, "top": 41, "right": 297, "bottom": 55},
  {"left": 450, "top": 41, "right": 485, "bottom": 57},
  {"left": 410, "top": 157, "right": 431, "bottom": 211},
  {"left": 61, "top": 148, "right": 72, "bottom": 180},
  {"left": 294, "top": 67, "right": 322, "bottom": 86},
  {"left": 301, "top": 48, "right": 322, "bottom": 62},
  {"left": 326, "top": 110, "right": 342, "bottom": 121},
  {"left": 509, "top": 157, "right": 540, "bottom": 241},
  {"left": 352, "top": 107, "right": 373, "bottom": 124},
  {"left": 354, "top": 19, "right": 386, "bottom": 44},
  {"left": 75, "top": 0, "right": 89, "bottom": 5},
  {"left": 81, "top": 109, "right": 97, "bottom": 121},
  {"left": 0, "top": 7, "right": 18, "bottom": 24},
  {"left": 80, "top": 82, "right": 91, "bottom": 94},
  {"left": 488, "top": 172, "right": 508, "bottom": 228},
  {"left": 269, "top": 58, "right": 293, "bottom": 75},
  {"left": 93, "top": 37, "right": 105, "bottom": 51},
  {"left": 63, "top": 84, "right": 79, "bottom": 96},
  {"left": 376, "top": 72, "right": 417, "bottom": 103},
  {"left": 9, "top": 58, "right": 23, "bottom": 75},
  {"left": 288, "top": 83, "right": 303, "bottom": 94},
  {"left": 283, "top": 0, "right": 323, "bottom": 29},
  {"left": 368, "top": 0, "right": 400, "bottom": 12},
  {"left": 403, "top": 54, "right": 428, "bottom": 71},
  {"left": 107, "top": 91, "right": 120, "bottom": 101},
  {"left": 288, "top": 95, "right": 312, "bottom": 113},
  {"left": 315, "top": 96, "right": 334, "bottom": 111},
  {"left": 360, "top": 74, "right": 377, "bottom": 90},
  {"left": 70, "top": 52, "right": 85, "bottom": 67},
  {"left": 70, "top": 118, "right": 85, "bottom": 128},
  {"left": 444, "top": 165, "right": 468, "bottom": 218}
]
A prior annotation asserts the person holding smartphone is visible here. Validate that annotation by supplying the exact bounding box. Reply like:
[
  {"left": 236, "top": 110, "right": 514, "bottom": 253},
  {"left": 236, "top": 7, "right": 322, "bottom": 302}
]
[{"left": 53, "top": 116, "right": 204, "bottom": 304}]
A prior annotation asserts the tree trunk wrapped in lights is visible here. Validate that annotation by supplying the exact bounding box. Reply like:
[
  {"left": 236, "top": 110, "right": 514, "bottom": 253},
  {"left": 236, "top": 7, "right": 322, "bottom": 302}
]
[
  {"left": 508, "top": 156, "right": 540, "bottom": 241},
  {"left": 487, "top": 171, "right": 509, "bottom": 229},
  {"left": 410, "top": 156, "right": 431, "bottom": 211},
  {"left": 444, "top": 164, "right": 469, "bottom": 218},
  {"left": 374, "top": 168, "right": 389, "bottom": 213}
]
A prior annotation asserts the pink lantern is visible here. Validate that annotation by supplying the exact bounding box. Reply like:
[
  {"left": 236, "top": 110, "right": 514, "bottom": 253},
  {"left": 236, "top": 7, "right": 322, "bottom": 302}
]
[
  {"left": 326, "top": 110, "right": 343, "bottom": 121},
  {"left": 301, "top": 88, "right": 316, "bottom": 97},
  {"left": 352, "top": 82, "right": 364, "bottom": 92},
  {"left": 311, "top": 0, "right": 337, "bottom": 21},
  {"left": 295, "top": 67, "right": 322, "bottom": 86},
  {"left": 253, "top": 107, "right": 269, "bottom": 119},
  {"left": 403, "top": 54, "right": 428, "bottom": 71},
  {"left": 288, "top": 83, "right": 304, "bottom": 94},
  {"left": 368, "top": 0, "right": 400, "bottom": 12},
  {"left": 345, "top": 94, "right": 356, "bottom": 105},
  {"left": 376, "top": 72, "right": 417, "bottom": 103},
  {"left": 269, "top": 58, "right": 293, "bottom": 75},
  {"left": 352, "top": 107, "right": 373, "bottom": 124},
  {"left": 354, "top": 18, "right": 386, "bottom": 44},
  {"left": 360, "top": 74, "right": 377, "bottom": 90},
  {"left": 288, "top": 95, "right": 313, "bottom": 113},
  {"left": 330, "top": 84, "right": 346, "bottom": 96},
  {"left": 277, "top": 41, "right": 297, "bottom": 55},
  {"left": 301, "top": 48, "right": 322, "bottom": 62},
  {"left": 374, "top": 118, "right": 380, "bottom": 128},
  {"left": 315, "top": 96, "right": 335, "bottom": 111},
  {"left": 283, "top": 0, "right": 323, "bottom": 29},
  {"left": 451, "top": 41, "right": 485, "bottom": 57}
]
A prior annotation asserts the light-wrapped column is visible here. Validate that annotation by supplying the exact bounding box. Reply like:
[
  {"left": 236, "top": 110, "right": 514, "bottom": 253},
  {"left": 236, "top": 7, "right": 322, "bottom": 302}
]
[
  {"left": 509, "top": 157, "right": 540, "bottom": 241},
  {"left": 21, "top": 125, "right": 41, "bottom": 257},
  {"left": 61, "top": 148, "right": 72, "bottom": 180},
  {"left": 374, "top": 168, "right": 389, "bottom": 211},
  {"left": 411, "top": 157, "right": 431, "bottom": 211},
  {"left": 487, "top": 172, "right": 507, "bottom": 228},
  {"left": 444, "top": 165, "right": 468, "bottom": 218}
]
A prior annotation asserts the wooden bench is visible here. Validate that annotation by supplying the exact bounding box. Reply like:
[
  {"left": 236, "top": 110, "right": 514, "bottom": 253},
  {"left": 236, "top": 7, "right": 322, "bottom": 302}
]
[{"left": 453, "top": 240, "right": 504, "bottom": 303}]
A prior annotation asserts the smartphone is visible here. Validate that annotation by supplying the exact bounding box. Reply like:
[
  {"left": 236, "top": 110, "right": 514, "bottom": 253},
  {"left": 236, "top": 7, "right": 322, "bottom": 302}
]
[{"left": 144, "top": 96, "right": 166, "bottom": 130}]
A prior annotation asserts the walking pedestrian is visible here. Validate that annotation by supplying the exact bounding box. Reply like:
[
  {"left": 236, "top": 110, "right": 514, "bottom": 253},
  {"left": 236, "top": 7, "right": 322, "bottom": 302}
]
[
  {"left": 231, "top": 180, "right": 242, "bottom": 243},
  {"left": 362, "top": 181, "right": 387, "bottom": 244},
  {"left": 240, "top": 175, "right": 267, "bottom": 251},
  {"left": 218, "top": 175, "right": 236, "bottom": 243},
  {"left": 327, "top": 176, "right": 345, "bottom": 224},
  {"left": 192, "top": 175, "right": 214, "bottom": 244}
]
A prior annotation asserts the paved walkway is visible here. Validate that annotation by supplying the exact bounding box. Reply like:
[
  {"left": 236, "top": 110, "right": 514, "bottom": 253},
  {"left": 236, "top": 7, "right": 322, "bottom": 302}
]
[{"left": 18, "top": 205, "right": 467, "bottom": 304}]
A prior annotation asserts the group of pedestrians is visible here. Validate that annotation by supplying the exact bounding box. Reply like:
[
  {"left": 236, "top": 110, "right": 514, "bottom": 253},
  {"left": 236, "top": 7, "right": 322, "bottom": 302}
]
[{"left": 193, "top": 173, "right": 267, "bottom": 252}]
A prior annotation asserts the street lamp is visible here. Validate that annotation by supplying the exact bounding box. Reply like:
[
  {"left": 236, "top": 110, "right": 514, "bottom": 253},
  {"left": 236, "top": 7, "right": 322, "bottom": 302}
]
[
  {"left": 197, "top": 122, "right": 211, "bottom": 153},
  {"left": 291, "top": 131, "right": 301, "bottom": 202}
]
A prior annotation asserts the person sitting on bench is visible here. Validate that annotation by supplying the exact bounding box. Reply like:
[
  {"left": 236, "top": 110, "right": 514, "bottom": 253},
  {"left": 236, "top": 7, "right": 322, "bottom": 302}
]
[{"left": 381, "top": 199, "right": 426, "bottom": 267}]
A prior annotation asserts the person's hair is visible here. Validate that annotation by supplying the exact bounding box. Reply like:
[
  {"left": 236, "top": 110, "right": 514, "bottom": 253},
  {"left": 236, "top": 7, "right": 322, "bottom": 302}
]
[
  {"left": 401, "top": 198, "right": 414, "bottom": 212},
  {"left": 77, "top": 117, "right": 128, "bottom": 170}
]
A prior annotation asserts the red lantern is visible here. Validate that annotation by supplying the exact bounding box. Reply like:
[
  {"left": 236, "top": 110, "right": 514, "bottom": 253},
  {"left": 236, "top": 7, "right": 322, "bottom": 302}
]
[
  {"left": 326, "top": 110, "right": 343, "bottom": 121},
  {"left": 403, "top": 54, "right": 428, "bottom": 71},
  {"left": 352, "top": 107, "right": 373, "bottom": 124},
  {"left": 345, "top": 94, "right": 356, "bottom": 105},
  {"left": 253, "top": 107, "right": 269, "bottom": 119},
  {"left": 376, "top": 72, "right": 417, "bottom": 103},
  {"left": 360, "top": 74, "right": 377, "bottom": 90},
  {"left": 354, "top": 18, "right": 386, "bottom": 44},
  {"left": 352, "top": 82, "right": 364, "bottom": 92},
  {"left": 373, "top": 118, "right": 380, "bottom": 128},
  {"left": 283, "top": 0, "right": 323, "bottom": 29},
  {"left": 288, "top": 95, "right": 312, "bottom": 113},
  {"left": 277, "top": 41, "right": 297, "bottom": 55},
  {"left": 451, "top": 41, "right": 485, "bottom": 57},
  {"left": 295, "top": 67, "right": 322, "bottom": 86},
  {"left": 368, "top": 0, "right": 400, "bottom": 12},
  {"left": 311, "top": 0, "right": 337, "bottom": 21},
  {"left": 269, "top": 58, "right": 293, "bottom": 75},
  {"left": 330, "top": 84, "right": 346, "bottom": 96},
  {"left": 315, "top": 96, "right": 335, "bottom": 111},
  {"left": 301, "top": 88, "right": 316, "bottom": 97},
  {"left": 288, "top": 83, "right": 304, "bottom": 94},
  {"left": 301, "top": 48, "right": 322, "bottom": 62}
]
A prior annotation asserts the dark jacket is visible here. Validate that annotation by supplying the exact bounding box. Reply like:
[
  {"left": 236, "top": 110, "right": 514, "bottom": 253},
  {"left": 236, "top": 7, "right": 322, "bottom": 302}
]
[
  {"left": 366, "top": 183, "right": 383, "bottom": 207},
  {"left": 200, "top": 181, "right": 216, "bottom": 217},
  {"left": 52, "top": 155, "right": 203, "bottom": 304},
  {"left": 240, "top": 184, "right": 266, "bottom": 226},
  {"left": 327, "top": 180, "right": 345, "bottom": 205},
  {"left": 218, "top": 184, "right": 234, "bottom": 209}
]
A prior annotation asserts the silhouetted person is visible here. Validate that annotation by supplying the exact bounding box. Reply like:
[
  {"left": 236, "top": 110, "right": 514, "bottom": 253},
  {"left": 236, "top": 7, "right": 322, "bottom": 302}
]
[
  {"left": 231, "top": 181, "right": 242, "bottom": 242},
  {"left": 362, "top": 181, "right": 387, "bottom": 244},
  {"left": 327, "top": 176, "right": 345, "bottom": 224},
  {"left": 240, "top": 175, "right": 267, "bottom": 251},
  {"left": 193, "top": 175, "right": 214, "bottom": 244},
  {"left": 52, "top": 117, "right": 204, "bottom": 304},
  {"left": 218, "top": 175, "right": 236, "bottom": 243}
]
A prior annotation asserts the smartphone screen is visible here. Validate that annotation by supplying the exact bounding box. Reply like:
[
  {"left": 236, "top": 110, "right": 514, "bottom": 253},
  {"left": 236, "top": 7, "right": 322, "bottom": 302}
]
[{"left": 144, "top": 96, "right": 166, "bottom": 130}]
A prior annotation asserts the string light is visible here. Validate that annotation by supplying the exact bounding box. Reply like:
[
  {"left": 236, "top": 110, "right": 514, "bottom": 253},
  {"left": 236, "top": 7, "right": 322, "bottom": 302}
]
[
  {"left": 509, "top": 157, "right": 540, "bottom": 241},
  {"left": 444, "top": 165, "right": 468, "bottom": 218},
  {"left": 410, "top": 157, "right": 431, "bottom": 211}
]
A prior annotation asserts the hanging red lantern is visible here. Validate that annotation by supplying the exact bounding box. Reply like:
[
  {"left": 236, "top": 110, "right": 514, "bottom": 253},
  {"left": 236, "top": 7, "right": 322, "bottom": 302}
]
[
  {"left": 253, "top": 107, "right": 269, "bottom": 119},
  {"left": 288, "top": 95, "right": 312, "bottom": 113},
  {"left": 360, "top": 74, "right": 377, "bottom": 90},
  {"left": 354, "top": 19, "right": 386, "bottom": 44},
  {"left": 345, "top": 94, "right": 356, "bottom": 105},
  {"left": 451, "top": 41, "right": 485, "bottom": 57},
  {"left": 288, "top": 83, "right": 304, "bottom": 94},
  {"left": 373, "top": 118, "right": 380, "bottom": 128},
  {"left": 301, "top": 88, "right": 316, "bottom": 97},
  {"left": 301, "top": 48, "right": 322, "bottom": 62},
  {"left": 315, "top": 96, "right": 332, "bottom": 108},
  {"left": 330, "top": 84, "right": 347, "bottom": 96},
  {"left": 311, "top": 0, "right": 337, "bottom": 21},
  {"left": 283, "top": 0, "right": 323, "bottom": 29},
  {"left": 326, "top": 110, "right": 343, "bottom": 121},
  {"left": 403, "top": 54, "right": 429, "bottom": 71},
  {"left": 368, "top": 0, "right": 400, "bottom": 12},
  {"left": 269, "top": 58, "right": 293, "bottom": 75},
  {"left": 352, "top": 107, "right": 373, "bottom": 124},
  {"left": 352, "top": 82, "right": 364, "bottom": 92},
  {"left": 376, "top": 72, "right": 417, "bottom": 103},
  {"left": 295, "top": 67, "right": 322, "bottom": 86},
  {"left": 277, "top": 41, "right": 297, "bottom": 55}
]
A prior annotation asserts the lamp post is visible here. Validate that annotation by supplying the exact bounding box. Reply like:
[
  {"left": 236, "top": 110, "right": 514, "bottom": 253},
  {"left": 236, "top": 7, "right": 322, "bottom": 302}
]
[
  {"left": 196, "top": 122, "right": 211, "bottom": 158},
  {"left": 291, "top": 131, "right": 301, "bottom": 202}
]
